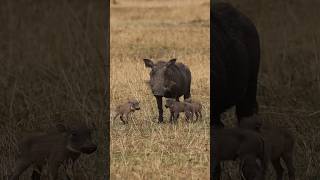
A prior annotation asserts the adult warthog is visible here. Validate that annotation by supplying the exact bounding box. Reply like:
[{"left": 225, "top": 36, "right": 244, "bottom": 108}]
[
  {"left": 143, "top": 58, "right": 191, "bottom": 123},
  {"left": 212, "top": 2, "right": 260, "bottom": 128}
]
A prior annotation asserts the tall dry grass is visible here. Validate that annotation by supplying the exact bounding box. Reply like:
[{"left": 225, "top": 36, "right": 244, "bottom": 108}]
[
  {"left": 0, "top": 0, "right": 106, "bottom": 179},
  {"left": 217, "top": 0, "right": 320, "bottom": 179},
  {"left": 110, "top": 0, "right": 210, "bottom": 179}
]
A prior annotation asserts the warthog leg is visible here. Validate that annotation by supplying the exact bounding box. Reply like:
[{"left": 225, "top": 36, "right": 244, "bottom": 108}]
[
  {"left": 120, "top": 115, "right": 126, "bottom": 124},
  {"left": 10, "top": 159, "right": 32, "bottom": 180},
  {"left": 283, "top": 152, "right": 295, "bottom": 180},
  {"left": 155, "top": 96, "right": 163, "bottom": 123},
  {"left": 31, "top": 165, "right": 42, "bottom": 180}
]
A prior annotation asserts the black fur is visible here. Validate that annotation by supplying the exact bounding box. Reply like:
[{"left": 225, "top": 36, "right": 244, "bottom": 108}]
[
  {"left": 211, "top": 2, "right": 260, "bottom": 128},
  {"left": 144, "top": 59, "right": 191, "bottom": 123}
]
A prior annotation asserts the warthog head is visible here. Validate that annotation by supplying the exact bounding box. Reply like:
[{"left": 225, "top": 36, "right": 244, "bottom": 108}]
[
  {"left": 164, "top": 98, "right": 176, "bottom": 108},
  {"left": 128, "top": 98, "right": 141, "bottom": 110},
  {"left": 56, "top": 123, "right": 97, "bottom": 154},
  {"left": 143, "top": 58, "right": 177, "bottom": 97}
]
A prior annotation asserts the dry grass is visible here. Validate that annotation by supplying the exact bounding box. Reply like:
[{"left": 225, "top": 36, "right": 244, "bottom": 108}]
[
  {"left": 110, "top": 0, "right": 210, "bottom": 179},
  {"left": 0, "top": 0, "right": 106, "bottom": 179},
  {"left": 218, "top": 0, "right": 320, "bottom": 179}
]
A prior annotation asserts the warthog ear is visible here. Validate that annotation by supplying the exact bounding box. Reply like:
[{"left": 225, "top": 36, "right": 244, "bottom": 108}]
[
  {"left": 166, "top": 58, "right": 176, "bottom": 67},
  {"left": 143, "top": 58, "right": 154, "bottom": 68}
]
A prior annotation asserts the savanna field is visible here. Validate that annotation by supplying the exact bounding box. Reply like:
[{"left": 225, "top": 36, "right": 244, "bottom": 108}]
[{"left": 110, "top": 0, "right": 210, "bottom": 179}]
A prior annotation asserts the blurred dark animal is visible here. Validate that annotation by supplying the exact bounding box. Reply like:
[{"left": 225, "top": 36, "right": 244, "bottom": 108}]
[
  {"left": 10, "top": 123, "right": 97, "bottom": 180},
  {"left": 240, "top": 154, "right": 265, "bottom": 180},
  {"left": 214, "top": 128, "right": 268, "bottom": 180},
  {"left": 211, "top": 2, "right": 260, "bottom": 128},
  {"left": 240, "top": 117, "right": 295, "bottom": 180}
]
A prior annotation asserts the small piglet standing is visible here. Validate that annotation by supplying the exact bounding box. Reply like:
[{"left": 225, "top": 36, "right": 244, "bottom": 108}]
[
  {"left": 184, "top": 98, "right": 202, "bottom": 121},
  {"left": 113, "top": 98, "right": 141, "bottom": 124}
]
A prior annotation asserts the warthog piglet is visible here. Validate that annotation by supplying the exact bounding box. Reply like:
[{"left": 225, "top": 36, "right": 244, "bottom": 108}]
[
  {"left": 10, "top": 123, "right": 97, "bottom": 180},
  {"left": 113, "top": 98, "right": 140, "bottom": 124}
]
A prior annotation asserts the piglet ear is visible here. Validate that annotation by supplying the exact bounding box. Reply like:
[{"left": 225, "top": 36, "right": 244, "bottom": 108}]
[
  {"left": 143, "top": 58, "right": 154, "bottom": 68},
  {"left": 56, "top": 124, "right": 68, "bottom": 132}
]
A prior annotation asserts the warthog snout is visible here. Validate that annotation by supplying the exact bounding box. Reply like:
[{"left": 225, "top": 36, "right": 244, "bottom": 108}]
[
  {"left": 81, "top": 144, "right": 97, "bottom": 154},
  {"left": 152, "top": 89, "right": 165, "bottom": 97},
  {"left": 165, "top": 98, "right": 174, "bottom": 108},
  {"left": 133, "top": 102, "right": 140, "bottom": 110},
  {"left": 63, "top": 124, "right": 98, "bottom": 155},
  {"left": 151, "top": 81, "right": 176, "bottom": 97},
  {"left": 128, "top": 99, "right": 140, "bottom": 110}
]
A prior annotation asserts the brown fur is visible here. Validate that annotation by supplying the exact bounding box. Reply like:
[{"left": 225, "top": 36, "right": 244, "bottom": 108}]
[
  {"left": 165, "top": 98, "right": 186, "bottom": 122},
  {"left": 214, "top": 128, "right": 268, "bottom": 180},
  {"left": 113, "top": 98, "right": 140, "bottom": 124},
  {"left": 240, "top": 117, "right": 295, "bottom": 180},
  {"left": 10, "top": 123, "right": 97, "bottom": 180},
  {"left": 164, "top": 98, "right": 194, "bottom": 122},
  {"left": 184, "top": 98, "right": 202, "bottom": 121}
]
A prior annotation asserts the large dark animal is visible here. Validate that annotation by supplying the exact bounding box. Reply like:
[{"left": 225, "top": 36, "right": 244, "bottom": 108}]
[
  {"left": 214, "top": 128, "right": 268, "bottom": 180},
  {"left": 211, "top": 2, "right": 260, "bottom": 127},
  {"left": 10, "top": 123, "right": 97, "bottom": 180},
  {"left": 143, "top": 58, "right": 191, "bottom": 123},
  {"left": 240, "top": 117, "right": 295, "bottom": 180}
]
